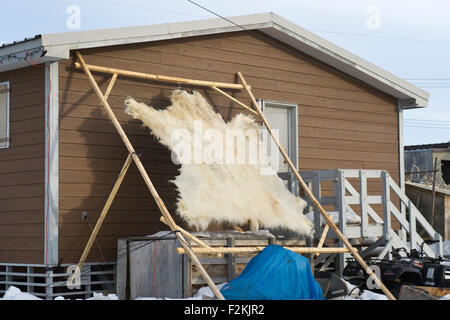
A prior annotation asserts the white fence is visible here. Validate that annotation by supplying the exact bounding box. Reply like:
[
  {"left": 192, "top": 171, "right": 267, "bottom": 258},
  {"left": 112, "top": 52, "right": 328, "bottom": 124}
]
[
  {"left": 0, "top": 262, "right": 116, "bottom": 300},
  {"left": 297, "top": 169, "right": 443, "bottom": 261}
]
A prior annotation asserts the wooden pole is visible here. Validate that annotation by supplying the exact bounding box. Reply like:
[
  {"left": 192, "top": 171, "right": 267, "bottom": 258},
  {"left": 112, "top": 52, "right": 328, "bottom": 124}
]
[
  {"left": 211, "top": 86, "right": 258, "bottom": 116},
  {"left": 315, "top": 224, "right": 330, "bottom": 257},
  {"left": 77, "top": 153, "right": 133, "bottom": 272},
  {"left": 236, "top": 72, "right": 396, "bottom": 300},
  {"left": 104, "top": 73, "right": 118, "bottom": 101},
  {"left": 75, "top": 52, "right": 225, "bottom": 300},
  {"left": 159, "top": 216, "right": 223, "bottom": 258},
  {"left": 177, "top": 246, "right": 350, "bottom": 255},
  {"left": 74, "top": 61, "right": 245, "bottom": 90},
  {"left": 159, "top": 217, "right": 214, "bottom": 251}
]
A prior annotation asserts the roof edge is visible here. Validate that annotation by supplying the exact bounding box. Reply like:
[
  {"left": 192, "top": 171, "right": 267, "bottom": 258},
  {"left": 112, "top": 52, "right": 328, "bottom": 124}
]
[
  {"left": 266, "top": 13, "right": 429, "bottom": 108},
  {"left": 0, "top": 12, "right": 430, "bottom": 107}
]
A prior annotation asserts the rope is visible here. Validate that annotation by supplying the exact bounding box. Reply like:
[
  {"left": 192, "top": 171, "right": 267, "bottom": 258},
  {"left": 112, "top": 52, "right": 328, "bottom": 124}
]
[{"left": 85, "top": 217, "right": 107, "bottom": 263}]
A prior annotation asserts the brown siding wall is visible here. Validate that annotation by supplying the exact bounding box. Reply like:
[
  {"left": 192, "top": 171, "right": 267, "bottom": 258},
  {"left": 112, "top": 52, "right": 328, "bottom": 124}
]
[
  {"left": 0, "top": 65, "right": 45, "bottom": 263},
  {"left": 58, "top": 31, "right": 399, "bottom": 263}
]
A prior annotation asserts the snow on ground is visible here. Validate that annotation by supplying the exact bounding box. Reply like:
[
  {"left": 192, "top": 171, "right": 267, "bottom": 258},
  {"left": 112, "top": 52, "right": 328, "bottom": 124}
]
[
  {"left": 0, "top": 284, "right": 226, "bottom": 301},
  {"left": 2, "top": 282, "right": 387, "bottom": 300},
  {"left": 430, "top": 240, "right": 450, "bottom": 257},
  {"left": 0, "top": 286, "right": 121, "bottom": 300},
  {"left": 0, "top": 286, "right": 42, "bottom": 300},
  {"left": 135, "top": 282, "right": 228, "bottom": 300},
  {"left": 332, "top": 280, "right": 388, "bottom": 300}
]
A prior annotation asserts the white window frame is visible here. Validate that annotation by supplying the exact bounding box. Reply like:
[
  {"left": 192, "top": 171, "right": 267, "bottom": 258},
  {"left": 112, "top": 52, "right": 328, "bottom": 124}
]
[
  {"left": 260, "top": 99, "right": 299, "bottom": 171},
  {"left": 0, "top": 81, "right": 10, "bottom": 149}
]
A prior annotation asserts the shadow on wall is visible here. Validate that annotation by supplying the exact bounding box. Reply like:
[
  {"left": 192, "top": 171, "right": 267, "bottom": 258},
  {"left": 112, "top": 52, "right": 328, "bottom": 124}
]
[
  {"left": 58, "top": 68, "right": 182, "bottom": 264},
  {"left": 57, "top": 61, "right": 283, "bottom": 265}
]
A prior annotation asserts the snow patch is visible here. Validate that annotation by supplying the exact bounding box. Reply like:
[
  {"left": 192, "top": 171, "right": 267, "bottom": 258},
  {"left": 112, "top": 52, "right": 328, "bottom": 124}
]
[
  {"left": 334, "top": 280, "right": 388, "bottom": 300},
  {"left": 1, "top": 286, "right": 42, "bottom": 300}
]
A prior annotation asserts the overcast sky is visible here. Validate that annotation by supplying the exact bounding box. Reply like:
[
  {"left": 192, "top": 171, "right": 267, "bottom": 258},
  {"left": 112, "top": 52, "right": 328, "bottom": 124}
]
[{"left": 1, "top": 0, "right": 449, "bottom": 146}]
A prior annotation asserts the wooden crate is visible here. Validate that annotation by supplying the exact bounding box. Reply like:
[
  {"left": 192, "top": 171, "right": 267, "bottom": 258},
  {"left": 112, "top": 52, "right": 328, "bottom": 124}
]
[{"left": 116, "top": 231, "right": 306, "bottom": 299}]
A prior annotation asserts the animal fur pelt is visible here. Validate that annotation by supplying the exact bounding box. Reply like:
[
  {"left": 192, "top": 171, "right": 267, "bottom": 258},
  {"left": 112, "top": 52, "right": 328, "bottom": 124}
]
[{"left": 124, "top": 90, "right": 313, "bottom": 236}]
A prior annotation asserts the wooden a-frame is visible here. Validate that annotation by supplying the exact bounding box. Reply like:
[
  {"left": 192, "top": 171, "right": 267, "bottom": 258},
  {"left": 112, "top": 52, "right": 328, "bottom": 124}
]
[{"left": 73, "top": 52, "right": 395, "bottom": 300}]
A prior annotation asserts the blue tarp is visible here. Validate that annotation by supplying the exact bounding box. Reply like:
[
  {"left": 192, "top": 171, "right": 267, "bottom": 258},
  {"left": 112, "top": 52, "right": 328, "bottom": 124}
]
[{"left": 221, "top": 245, "right": 325, "bottom": 300}]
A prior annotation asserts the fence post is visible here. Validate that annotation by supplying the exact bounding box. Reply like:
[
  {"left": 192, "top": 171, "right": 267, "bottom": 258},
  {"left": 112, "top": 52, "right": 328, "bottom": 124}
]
[
  {"left": 359, "top": 170, "right": 368, "bottom": 238},
  {"left": 381, "top": 171, "right": 392, "bottom": 260},
  {"left": 45, "top": 269, "right": 53, "bottom": 300},
  {"left": 27, "top": 266, "right": 33, "bottom": 294},
  {"left": 5, "top": 266, "right": 12, "bottom": 291},
  {"left": 336, "top": 170, "right": 346, "bottom": 274},
  {"left": 226, "top": 237, "right": 235, "bottom": 281},
  {"left": 408, "top": 201, "right": 416, "bottom": 252},
  {"left": 313, "top": 171, "right": 322, "bottom": 240}
]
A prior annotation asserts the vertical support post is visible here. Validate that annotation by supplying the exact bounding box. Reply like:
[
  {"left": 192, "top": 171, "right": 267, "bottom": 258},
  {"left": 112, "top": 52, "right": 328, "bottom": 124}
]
[
  {"left": 408, "top": 200, "right": 416, "bottom": 252},
  {"left": 398, "top": 103, "right": 407, "bottom": 242},
  {"left": 5, "top": 266, "right": 12, "bottom": 290},
  {"left": 336, "top": 170, "right": 346, "bottom": 275},
  {"left": 313, "top": 171, "right": 322, "bottom": 238},
  {"left": 45, "top": 269, "right": 53, "bottom": 300},
  {"left": 434, "top": 233, "right": 444, "bottom": 258},
  {"left": 381, "top": 171, "right": 393, "bottom": 259},
  {"left": 226, "top": 237, "right": 235, "bottom": 281},
  {"left": 382, "top": 171, "right": 392, "bottom": 239},
  {"left": 237, "top": 71, "right": 395, "bottom": 300},
  {"left": 27, "top": 266, "right": 33, "bottom": 294},
  {"left": 360, "top": 170, "right": 368, "bottom": 237},
  {"left": 337, "top": 171, "right": 347, "bottom": 236},
  {"left": 85, "top": 265, "right": 92, "bottom": 299},
  {"left": 75, "top": 51, "right": 224, "bottom": 300}
]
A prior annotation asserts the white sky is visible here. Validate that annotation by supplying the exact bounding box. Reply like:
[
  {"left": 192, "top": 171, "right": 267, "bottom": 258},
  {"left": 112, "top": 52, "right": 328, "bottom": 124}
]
[{"left": 1, "top": 0, "right": 449, "bottom": 145}]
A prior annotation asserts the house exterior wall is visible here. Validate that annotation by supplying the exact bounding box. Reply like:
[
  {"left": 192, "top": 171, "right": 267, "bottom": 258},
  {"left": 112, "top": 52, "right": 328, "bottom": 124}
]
[
  {"left": 57, "top": 31, "right": 400, "bottom": 263},
  {"left": 0, "top": 65, "right": 46, "bottom": 263}
]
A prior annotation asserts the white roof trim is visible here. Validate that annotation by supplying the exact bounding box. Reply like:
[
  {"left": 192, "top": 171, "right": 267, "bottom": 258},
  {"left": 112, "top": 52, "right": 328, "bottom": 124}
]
[{"left": 0, "top": 12, "right": 429, "bottom": 108}]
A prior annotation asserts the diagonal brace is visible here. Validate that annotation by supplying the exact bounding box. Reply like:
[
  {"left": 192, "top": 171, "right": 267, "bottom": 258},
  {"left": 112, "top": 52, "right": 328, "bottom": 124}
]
[
  {"left": 236, "top": 71, "right": 396, "bottom": 300},
  {"left": 76, "top": 152, "right": 133, "bottom": 272},
  {"left": 75, "top": 51, "right": 224, "bottom": 300}
]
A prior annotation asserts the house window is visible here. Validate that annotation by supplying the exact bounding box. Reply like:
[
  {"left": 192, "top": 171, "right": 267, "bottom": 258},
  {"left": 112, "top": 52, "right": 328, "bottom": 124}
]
[
  {"left": 261, "top": 100, "right": 298, "bottom": 173},
  {"left": 0, "top": 81, "right": 10, "bottom": 149}
]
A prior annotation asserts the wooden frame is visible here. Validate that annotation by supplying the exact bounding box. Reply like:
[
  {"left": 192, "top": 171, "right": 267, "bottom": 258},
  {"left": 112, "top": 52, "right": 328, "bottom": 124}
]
[
  {"left": 74, "top": 52, "right": 224, "bottom": 300},
  {"left": 73, "top": 52, "right": 395, "bottom": 300}
]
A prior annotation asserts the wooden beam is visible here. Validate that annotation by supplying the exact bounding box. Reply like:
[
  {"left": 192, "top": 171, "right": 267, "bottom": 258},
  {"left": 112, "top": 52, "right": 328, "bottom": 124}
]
[
  {"left": 236, "top": 71, "right": 396, "bottom": 300},
  {"left": 315, "top": 225, "right": 329, "bottom": 257},
  {"left": 77, "top": 153, "right": 133, "bottom": 272},
  {"left": 211, "top": 86, "right": 258, "bottom": 116},
  {"left": 103, "top": 73, "right": 118, "bottom": 101},
  {"left": 177, "top": 246, "right": 350, "bottom": 255},
  {"left": 75, "top": 52, "right": 225, "bottom": 300},
  {"left": 74, "top": 61, "right": 245, "bottom": 90},
  {"left": 159, "top": 216, "right": 217, "bottom": 253}
]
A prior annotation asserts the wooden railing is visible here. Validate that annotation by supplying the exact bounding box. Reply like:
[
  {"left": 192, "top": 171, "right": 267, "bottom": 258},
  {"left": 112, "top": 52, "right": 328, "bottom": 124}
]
[{"left": 282, "top": 169, "right": 444, "bottom": 260}]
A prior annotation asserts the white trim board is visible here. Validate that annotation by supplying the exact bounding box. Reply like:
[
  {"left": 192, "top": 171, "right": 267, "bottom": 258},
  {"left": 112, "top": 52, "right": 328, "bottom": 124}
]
[{"left": 44, "top": 61, "right": 59, "bottom": 267}]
